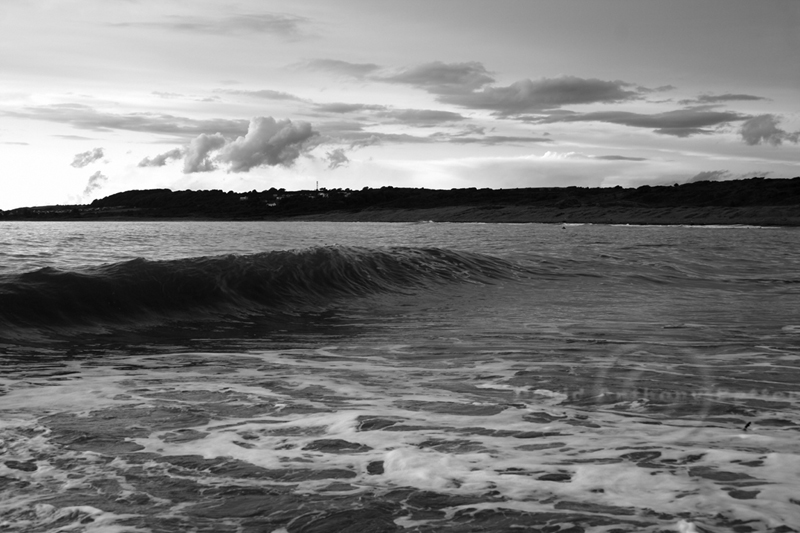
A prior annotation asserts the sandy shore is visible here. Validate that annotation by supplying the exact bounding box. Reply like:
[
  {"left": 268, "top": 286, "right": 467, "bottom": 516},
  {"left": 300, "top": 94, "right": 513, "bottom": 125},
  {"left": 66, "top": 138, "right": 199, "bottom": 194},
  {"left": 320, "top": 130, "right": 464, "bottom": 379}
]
[{"left": 287, "top": 204, "right": 800, "bottom": 226}]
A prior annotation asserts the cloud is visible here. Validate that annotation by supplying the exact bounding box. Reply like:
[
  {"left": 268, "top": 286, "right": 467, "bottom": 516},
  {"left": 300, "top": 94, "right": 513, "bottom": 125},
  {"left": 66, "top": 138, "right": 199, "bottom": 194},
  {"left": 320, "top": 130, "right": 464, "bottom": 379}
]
[
  {"left": 440, "top": 134, "right": 552, "bottom": 145},
  {"left": 377, "top": 109, "right": 466, "bottom": 126},
  {"left": 298, "top": 59, "right": 381, "bottom": 78},
  {"left": 83, "top": 171, "right": 108, "bottom": 196},
  {"left": 537, "top": 108, "right": 748, "bottom": 136},
  {"left": 114, "top": 13, "right": 310, "bottom": 38},
  {"left": 53, "top": 134, "right": 95, "bottom": 140},
  {"left": 341, "top": 132, "right": 433, "bottom": 149},
  {"left": 453, "top": 124, "right": 487, "bottom": 137},
  {"left": 441, "top": 76, "right": 640, "bottom": 114},
  {"left": 679, "top": 93, "right": 768, "bottom": 105},
  {"left": 740, "top": 114, "right": 800, "bottom": 146},
  {"left": 219, "top": 117, "right": 317, "bottom": 172},
  {"left": 8, "top": 104, "right": 249, "bottom": 139},
  {"left": 652, "top": 127, "right": 716, "bottom": 137},
  {"left": 314, "top": 102, "right": 466, "bottom": 126},
  {"left": 138, "top": 148, "right": 184, "bottom": 168},
  {"left": 70, "top": 147, "right": 104, "bottom": 168},
  {"left": 313, "top": 120, "right": 366, "bottom": 133},
  {"left": 637, "top": 85, "right": 677, "bottom": 94},
  {"left": 686, "top": 170, "right": 774, "bottom": 183},
  {"left": 315, "top": 102, "right": 387, "bottom": 113},
  {"left": 180, "top": 116, "right": 318, "bottom": 173},
  {"left": 309, "top": 60, "right": 643, "bottom": 115},
  {"left": 217, "top": 89, "right": 307, "bottom": 101},
  {"left": 184, "top": 133, "right": 227, "bottom": 173},
  {"left": 686, "top": 170, "right": 732, "bottom": 183},
  {"left": 381, "top": 61, "right": 495, "bottom": 94},
  {"left": 594, "top": 155, "right": 648, "bottom": 161},
  {"left": 326, "top": 148, "right": 349, "bottom": 169},
  {"left": 152, "top": 91, "right": 183, "bottom": 99},
  {"left": 428, "top": 152, "right": 627, "bottom": 189}
]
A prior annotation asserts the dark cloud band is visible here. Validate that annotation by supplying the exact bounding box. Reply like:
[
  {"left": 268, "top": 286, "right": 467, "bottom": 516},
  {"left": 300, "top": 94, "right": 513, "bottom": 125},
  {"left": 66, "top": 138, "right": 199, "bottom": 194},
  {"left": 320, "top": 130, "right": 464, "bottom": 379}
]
[{"left": 535, "top": 108, "right": 749, "bottom": 137}]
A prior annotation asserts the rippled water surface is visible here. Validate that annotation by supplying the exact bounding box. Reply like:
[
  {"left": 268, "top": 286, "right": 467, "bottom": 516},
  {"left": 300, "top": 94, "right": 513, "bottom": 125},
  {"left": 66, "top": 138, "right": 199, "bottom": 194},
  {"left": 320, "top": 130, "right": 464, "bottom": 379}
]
[{"left": 1, "top": 221, "right": 799, "bottom": 532}]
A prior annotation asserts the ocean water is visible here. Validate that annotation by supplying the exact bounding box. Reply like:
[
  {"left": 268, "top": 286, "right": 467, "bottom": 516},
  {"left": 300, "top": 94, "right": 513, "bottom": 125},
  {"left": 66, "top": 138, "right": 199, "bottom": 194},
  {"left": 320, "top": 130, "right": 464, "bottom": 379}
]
[{"left": 1, "top": 220, "right": 799, "bottom": 533}]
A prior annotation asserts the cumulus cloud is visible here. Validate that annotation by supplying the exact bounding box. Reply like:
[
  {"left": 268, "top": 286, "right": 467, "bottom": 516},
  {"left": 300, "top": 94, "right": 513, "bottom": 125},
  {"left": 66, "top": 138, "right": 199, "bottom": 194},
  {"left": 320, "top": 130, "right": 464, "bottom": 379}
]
[
  {"left": 740, "top": 114, "right": 800, "bottom": 146},
  {"left": 441, "top": 76, "right": 640, "bottom": 114},
  {"left": 381, "top": 61, "right": 495, "bottom": 94},
  {"left": 326, "top": 148, "right": 349, "bottom": 169},
  {"left": 138, "top": 148, "right": 184, "bottom": 167},
  {"left": 217, "top": 116, "right": 317, "bottom": 172},
  {"left": 114, "top": 13, "right": 310, "bottom": 38},
  {"left": 184, "top": 133, "right": 227, "bottom": 173},
  {"left": 177, "top": 116, "right": 318, "bottom": 173},
  {"left": 537, "top": 108, "right": 748, "bottom": 136},
  {"left": 83, "top": 171, "right": 108, "bottom": 196},
  {"left": 70, "top": 147, "right": 104, "bottom": 168}
]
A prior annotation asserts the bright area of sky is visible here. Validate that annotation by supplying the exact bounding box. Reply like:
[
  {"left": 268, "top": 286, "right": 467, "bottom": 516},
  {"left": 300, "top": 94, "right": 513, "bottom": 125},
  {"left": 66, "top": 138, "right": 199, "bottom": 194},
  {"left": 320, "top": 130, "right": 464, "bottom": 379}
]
[{"left": 1, "top": 0, "right": 799, "bottom": 209}]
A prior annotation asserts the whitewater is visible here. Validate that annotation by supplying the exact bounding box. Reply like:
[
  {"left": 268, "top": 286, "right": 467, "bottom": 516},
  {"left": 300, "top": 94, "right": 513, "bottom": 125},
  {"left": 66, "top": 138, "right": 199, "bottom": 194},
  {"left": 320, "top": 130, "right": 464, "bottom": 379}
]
[{"left": 1, "top": 220, "right": 799, "bottom": 532}]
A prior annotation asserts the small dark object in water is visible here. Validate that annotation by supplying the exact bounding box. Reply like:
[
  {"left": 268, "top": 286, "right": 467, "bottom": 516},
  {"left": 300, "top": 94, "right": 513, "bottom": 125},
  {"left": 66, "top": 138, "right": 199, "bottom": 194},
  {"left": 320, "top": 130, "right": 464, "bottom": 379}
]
[{"left": 743, "top": 422, "right": 751, "bottom": 432}]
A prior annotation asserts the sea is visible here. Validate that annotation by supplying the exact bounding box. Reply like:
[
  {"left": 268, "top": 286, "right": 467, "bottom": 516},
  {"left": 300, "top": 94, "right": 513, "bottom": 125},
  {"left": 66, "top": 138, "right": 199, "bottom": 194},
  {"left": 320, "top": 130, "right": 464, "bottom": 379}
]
[{"left": 1, "top": 220, "right": 799, "bottom": 533}]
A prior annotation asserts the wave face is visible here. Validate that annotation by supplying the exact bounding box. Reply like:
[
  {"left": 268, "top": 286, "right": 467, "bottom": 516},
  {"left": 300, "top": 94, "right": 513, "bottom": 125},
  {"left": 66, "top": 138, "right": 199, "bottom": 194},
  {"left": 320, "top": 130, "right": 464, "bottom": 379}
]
[{"left": 0, "top": 246, "right": 521, "bottom": 332}]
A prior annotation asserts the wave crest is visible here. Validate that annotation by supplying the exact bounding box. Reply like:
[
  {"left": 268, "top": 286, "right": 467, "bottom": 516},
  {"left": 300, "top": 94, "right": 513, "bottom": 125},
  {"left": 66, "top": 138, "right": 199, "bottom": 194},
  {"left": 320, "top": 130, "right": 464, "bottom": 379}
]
[{"left": 0, "top": 246, "right": 521, "bottom": 331}]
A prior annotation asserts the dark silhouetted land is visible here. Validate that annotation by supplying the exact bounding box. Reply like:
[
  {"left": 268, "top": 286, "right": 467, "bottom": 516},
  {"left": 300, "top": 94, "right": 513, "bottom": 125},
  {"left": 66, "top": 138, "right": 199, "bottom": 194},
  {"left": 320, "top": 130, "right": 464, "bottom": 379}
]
[{"left": 3, "top": 177, "right": 800, "bottom": 226}]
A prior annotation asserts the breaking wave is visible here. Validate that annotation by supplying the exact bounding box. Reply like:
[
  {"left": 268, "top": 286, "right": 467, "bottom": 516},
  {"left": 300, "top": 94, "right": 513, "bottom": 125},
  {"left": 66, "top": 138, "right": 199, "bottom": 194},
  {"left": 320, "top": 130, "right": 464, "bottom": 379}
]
[{"left": 0, "top": 246, "right": 522, "bottom": 332}]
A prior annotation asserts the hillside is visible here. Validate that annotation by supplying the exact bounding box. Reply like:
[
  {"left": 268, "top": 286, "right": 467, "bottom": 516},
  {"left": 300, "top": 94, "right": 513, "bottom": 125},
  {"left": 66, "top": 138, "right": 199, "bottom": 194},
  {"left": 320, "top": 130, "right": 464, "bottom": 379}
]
[{"left": 3, "top": 177, "right": 800, "bottom": 225}]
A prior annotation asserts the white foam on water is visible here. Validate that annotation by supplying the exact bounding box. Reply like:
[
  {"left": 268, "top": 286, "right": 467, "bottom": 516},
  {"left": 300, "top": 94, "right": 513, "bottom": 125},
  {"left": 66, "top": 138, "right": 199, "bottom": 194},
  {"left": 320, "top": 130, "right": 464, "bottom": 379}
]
[
  {"left": 0, "top": 501, "right": 144, "bottom": 533},
  {"left": 2, "top": 344, "right": 799, "bottom": 531},
  {"left": 382, "top": 448, "right": 491, "bottom": 491}
]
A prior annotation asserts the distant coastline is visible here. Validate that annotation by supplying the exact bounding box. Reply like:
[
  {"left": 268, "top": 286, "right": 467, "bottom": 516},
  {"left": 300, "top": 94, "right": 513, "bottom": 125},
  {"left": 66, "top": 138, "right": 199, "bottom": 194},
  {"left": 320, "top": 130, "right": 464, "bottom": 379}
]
[
  {"left": 3, "top": 177, "right": 799, "bottom": 226},
  {"left": 287, "top": 204, "right": 800, "bottom": 226}
]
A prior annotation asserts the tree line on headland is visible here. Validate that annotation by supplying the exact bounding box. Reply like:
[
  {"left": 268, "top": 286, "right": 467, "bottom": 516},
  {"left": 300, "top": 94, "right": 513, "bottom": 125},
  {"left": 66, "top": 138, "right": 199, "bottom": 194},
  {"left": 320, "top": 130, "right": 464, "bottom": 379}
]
[{"left": 3, "top": 177, "right": 800, "bottom": 225}]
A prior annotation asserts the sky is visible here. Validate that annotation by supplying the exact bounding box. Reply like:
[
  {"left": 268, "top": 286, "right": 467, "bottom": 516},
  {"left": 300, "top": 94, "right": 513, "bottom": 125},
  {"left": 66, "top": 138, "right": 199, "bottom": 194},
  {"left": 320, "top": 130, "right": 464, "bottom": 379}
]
[{"left": 1, "top": 0, "right": 799, "bottom": 210}]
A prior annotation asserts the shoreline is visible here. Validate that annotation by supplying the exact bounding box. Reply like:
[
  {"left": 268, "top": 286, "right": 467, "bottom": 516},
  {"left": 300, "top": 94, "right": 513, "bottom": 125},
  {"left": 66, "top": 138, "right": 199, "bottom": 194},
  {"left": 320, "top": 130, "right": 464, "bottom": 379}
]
[
  {"left": 288, "top": 205, "right": 800, "bottom": 226},
  {"left": 2, "top": 205, "right": 799, "bottom": 226}
]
